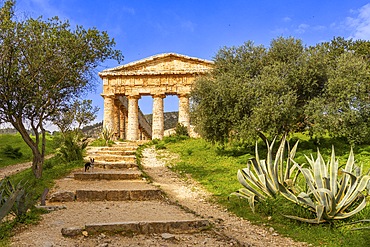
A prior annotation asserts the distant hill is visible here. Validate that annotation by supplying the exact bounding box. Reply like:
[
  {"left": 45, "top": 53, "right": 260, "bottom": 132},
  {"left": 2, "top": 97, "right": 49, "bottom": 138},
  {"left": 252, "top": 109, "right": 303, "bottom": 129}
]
[
  {"left": 82, "top": 111, "right": 180, "bottom": 138},
  {"left": 0, "top": 112, "right": 180, "bottom": 137},
  {"left": 144, "top": 111, "right": 179, "bottom": 130},
  {"left": 0, "top": 128, "right": 18, "bottom": 134}
]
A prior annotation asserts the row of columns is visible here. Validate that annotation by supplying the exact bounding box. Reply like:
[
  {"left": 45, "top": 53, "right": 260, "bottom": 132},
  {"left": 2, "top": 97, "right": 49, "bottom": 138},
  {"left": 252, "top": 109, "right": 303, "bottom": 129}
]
[{"left": 103, "top": 93, "right": 190, "bottom": 141}]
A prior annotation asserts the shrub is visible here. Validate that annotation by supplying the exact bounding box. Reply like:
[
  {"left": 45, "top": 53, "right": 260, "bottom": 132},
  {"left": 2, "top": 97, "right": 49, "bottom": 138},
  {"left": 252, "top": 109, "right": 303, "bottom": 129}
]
[
  {"left": 0, "top": 178, "right": 35, "bottom": 221},
  {"left": 174, "top": 123, "right": 189, "bottom": 137},
  {"left": 230, "top": 135, "right": 300, "bottom": 212},
  {"left": 58, "top": 131, "right": 88, "bottom": 162},
  {"left": 1, "top": 145, "right": 22, "bottom": 159},
  {"left": 100, "top": 126, "right": 114, "bottom": 146},
  {"left": 282, "top": 147, "right": 370, "bottom": 223}
]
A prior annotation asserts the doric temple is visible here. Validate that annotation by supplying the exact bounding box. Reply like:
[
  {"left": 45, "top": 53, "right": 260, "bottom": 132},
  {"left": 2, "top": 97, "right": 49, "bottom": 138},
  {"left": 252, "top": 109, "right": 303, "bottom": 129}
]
[{"left": 99, "top": 53, "right": 214, "bottom": 140}]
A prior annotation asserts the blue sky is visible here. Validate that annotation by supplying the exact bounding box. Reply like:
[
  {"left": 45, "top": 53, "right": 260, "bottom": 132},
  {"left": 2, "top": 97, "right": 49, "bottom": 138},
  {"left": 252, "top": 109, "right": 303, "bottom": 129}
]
[{"left": 12, "top": 0, "right": 370, "bottom": 126}]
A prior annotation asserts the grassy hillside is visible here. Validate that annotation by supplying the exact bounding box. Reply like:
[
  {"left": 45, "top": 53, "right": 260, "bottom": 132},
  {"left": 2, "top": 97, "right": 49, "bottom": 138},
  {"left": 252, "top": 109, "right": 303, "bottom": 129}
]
[
  {"left": 155, "top": 136, "right": 370, "bottom": 247},
  {"left": 0, "top": 133, "right": 54, "bottom": 168}
]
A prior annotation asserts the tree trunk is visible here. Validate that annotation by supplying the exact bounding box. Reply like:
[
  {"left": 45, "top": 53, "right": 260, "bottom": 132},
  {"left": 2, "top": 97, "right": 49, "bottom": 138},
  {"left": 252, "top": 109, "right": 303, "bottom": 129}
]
[
  {"left": 32, "top": 151, "right": 43, "bottom": 178},
  {"left": 12, "top": 118, "right": 45, "bottom": 179}
]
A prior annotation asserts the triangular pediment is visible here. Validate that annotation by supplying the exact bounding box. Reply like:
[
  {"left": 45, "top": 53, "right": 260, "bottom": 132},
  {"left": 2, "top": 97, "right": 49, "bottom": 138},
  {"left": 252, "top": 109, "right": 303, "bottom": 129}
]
[{"left": 99, "top": 53, "right": 213, "bottom": 76}]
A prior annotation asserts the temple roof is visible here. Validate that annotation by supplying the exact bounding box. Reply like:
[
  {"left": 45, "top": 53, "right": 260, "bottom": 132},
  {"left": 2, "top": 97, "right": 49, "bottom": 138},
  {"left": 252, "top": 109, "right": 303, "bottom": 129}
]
[{"left": 99, "top": 53, "right": 214, "bottom": 77}]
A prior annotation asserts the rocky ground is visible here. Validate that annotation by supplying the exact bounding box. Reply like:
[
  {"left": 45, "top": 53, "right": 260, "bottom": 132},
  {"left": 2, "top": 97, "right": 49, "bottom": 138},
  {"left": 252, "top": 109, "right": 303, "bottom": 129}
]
[{"left": 3, "top": 147, "right": 308, "bottom": 246}]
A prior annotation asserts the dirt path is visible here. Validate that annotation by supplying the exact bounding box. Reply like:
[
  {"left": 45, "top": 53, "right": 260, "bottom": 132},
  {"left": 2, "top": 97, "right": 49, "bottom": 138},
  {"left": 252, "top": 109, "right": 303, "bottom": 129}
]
[
  {"left": 0, "top": 155, "right": 54, "bottom": 179},
  {"left": 141, "top": 147, "right": 308, "bottom": 247},
  {"left": 8, "top": 147, "right": 308, "bottom": 246}
]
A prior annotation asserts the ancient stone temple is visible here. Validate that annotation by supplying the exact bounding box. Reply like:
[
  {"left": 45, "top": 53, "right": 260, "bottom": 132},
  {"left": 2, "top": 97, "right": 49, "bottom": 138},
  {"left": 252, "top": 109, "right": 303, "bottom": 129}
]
[{"left": 99, "top": 53, "right": 213, "bottom": 140}]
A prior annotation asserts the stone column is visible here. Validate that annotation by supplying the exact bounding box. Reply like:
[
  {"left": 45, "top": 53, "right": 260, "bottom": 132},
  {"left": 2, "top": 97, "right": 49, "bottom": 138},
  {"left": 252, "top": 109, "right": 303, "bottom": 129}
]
[
  {"left": 152, "top": 94, "right": 165, "bottom": 140},
  {"left": 119, "top": 106, "right": 126, "bottom": 139},
  {"left": 127, "top": 95, "right": 140, "bottom": 141},
  {"left": 178, "top": 94, "right": 190, "bottom": 128},
  {"left": 102, "top": 94, "right": 115, "bottom": 131},
  {"left": 113, "top": 99, "right": 120, "bottom": 140}
]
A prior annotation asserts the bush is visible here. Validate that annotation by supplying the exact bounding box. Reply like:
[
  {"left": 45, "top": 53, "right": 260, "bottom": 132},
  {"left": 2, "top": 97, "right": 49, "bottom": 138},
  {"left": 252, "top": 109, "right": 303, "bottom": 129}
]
[
  {"left": 0, "top": 178, "right": 36, "bottom": 221},
  {"left": 174, "top": 123, "right": 189, "bottom": 137},
  {"left": 1, "top": 145, "right": 22, "bottom": 159},
  {"left": 57, "top": 131, "right": 88, "bottom": 162}
]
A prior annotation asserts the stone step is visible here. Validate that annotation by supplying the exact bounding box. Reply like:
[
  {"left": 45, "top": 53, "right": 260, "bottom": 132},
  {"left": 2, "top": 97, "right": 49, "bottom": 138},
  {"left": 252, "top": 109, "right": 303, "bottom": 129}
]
[
  {"left": 89, "top": 154, "right": 136, "bottom": 163},
  {"left": 75, "top": 188, "right": 163, "bottom": 201},
  {"left": 94, "top": 162, "right": 137, "bottom": 169},
  {"left": 88, "top": 150, "right": 136, "bottom": 156},
  {"left": 74, "top": 170, "right": 141, "bottom": 180},
  {"left": 87, "top": 146, "right": 137, "bottom": 152},
  {"left": 62, "top": 219, "right": 210, "bottom": 237}
]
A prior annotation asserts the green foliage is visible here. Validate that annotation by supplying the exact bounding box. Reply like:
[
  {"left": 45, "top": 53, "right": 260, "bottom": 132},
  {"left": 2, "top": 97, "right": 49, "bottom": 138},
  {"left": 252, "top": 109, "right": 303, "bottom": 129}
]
[
  {"left": 156, "top": 137, "right": 370, "bottom": 246},
  {"left": 0, "top": 178, "right": 35, "bottom": 221},
  {"left": 0, "top": 179, "right": 21, "bottom": 221},
  {"left": 57, "top": 131, "right": 88, "bottom": 162},
  {"left": 305, "top": 52, "right": 370, "bottom": 145},
  {"left": 174, "top": 123, "right": 189, "bottom": 136},
  {"left": 0, "top": 145, "right": 22, "bottom": 159},
  {"left": 100, "top": 126, "right": 114, "bottom": 146},
  {"left": 192, "top": 36, "right": 370, "bottom": 145},
  {"left": 89, "top": 138, "right": 114, "bottom": 147},
  {"left": 282, "top": 147, "right": 370, "bottom": 223},
  {"left": 0, "top": 156, "right": 82, "bottom": 243},
  {"left": 52, "top": 99, "right": 99, "bottom": 133},
  {"left": 230, "top": 135, "right": 300, "bottom": 212},
  {"left": 0, "top": 0, "right": 123, "bottom": 178},
  {"left": 0, "top": 133, "right": 54, "bottom": 169}
]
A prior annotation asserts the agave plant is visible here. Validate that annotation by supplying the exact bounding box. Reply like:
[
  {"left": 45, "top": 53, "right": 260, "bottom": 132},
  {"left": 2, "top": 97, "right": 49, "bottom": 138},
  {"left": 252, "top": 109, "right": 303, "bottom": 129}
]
[
  {"left": 281, "top": 147, "right": 370, "bottom": 223},
  {"left": 230, "top": 135, "right": 300, "bottom": 212},
  {"left": 0, "top": 178, "right": 22, "bottom": 220},
  {"left": 101, "top": 126, "right": 114, "bottom": 146}
]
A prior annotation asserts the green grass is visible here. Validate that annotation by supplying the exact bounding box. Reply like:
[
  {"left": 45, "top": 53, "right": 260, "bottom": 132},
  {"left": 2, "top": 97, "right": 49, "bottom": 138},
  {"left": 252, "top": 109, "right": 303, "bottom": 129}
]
[
  {"left": 155, "top": 136, "right": 370, "bottom": 247},
  {"left": 0, "top": 133, "right": 54, "bottom": 168},
  {"left": 0, "top": 132, "right": 82, "bottom": 246},
  {"left": 0, "top": 156, "right": 82, "bottom": 246}
]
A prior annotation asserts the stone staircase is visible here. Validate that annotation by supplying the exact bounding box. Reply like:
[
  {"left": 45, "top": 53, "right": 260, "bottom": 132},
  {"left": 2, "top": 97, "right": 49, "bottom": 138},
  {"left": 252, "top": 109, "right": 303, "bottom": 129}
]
[{"left": 47, "top": 141, "right": 210, "bottom": 237}]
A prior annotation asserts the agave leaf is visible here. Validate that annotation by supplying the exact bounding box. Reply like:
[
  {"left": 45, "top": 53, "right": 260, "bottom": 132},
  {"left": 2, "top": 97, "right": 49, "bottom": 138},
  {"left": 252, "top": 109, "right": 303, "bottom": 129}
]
[
  {"left": 329, "top": 146, "right": 338, "bottom": 194},
  {"left": 313, "top": 151, "right": 328, "bottom": 206},
  {"left": 333, "top": 196, "right": 367, "bottom": 220},
  {"left": 338, "top": 175, "right": 370, "bottom": 211},
  {"left": 250, "top": 158, "right": 263, "bottom": 176},
  {"left": 279, "top": 183, "right": 299, "bottom": 204},
  {"left": 356, "top": 175, "right": 370, "bottom": 192},
  {"left": 0, "top": 188, "right": 21, "bottom": 220},
  {"left": 283, "top": 214, "right": 326, "bottom": 224},
  {"left": 237, "top": 170, "right": 267, "bottom": 199},
  {"left": 284, "top": 140, "right": 299, "bottom": 181},
  {"left": 348, "top": 219, "right": 370, "bottom": 225},
  {"left": 315, "top": 205, "right": 325, "bottom": 223},
  {"left": 336, "top": 171, "right": 359, "bottom": 209},
  {"left": 296, "top": 192, "right": 316, "bottom": 209}
]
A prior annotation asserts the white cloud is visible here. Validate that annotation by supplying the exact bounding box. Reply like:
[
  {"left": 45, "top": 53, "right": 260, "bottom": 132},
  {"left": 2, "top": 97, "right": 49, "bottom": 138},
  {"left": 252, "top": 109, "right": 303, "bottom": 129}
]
[
  {"left": 181, "top": 20, "right": 196, "bottom": 32},
  {"left": 295, "top": 23, "right": 310, "bottom": 34},
  {"left": 121, "top": 6, "right": 135, "bottom": 15},
  {"left": 16, "top": 0, "right": 69, "bottom": 21},
  {"left": 283, "top": 17, "right": 291, "bottom": 22},
  {"left": 346, "top": 3, "right": 370, "bottom": 40}
]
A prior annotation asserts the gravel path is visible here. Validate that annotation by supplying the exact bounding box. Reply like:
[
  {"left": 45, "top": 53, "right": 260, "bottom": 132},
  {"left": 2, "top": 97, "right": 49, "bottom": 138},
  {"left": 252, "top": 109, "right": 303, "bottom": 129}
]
[
  {"left": 0, "top": 155, "right": 54, "bottom": 180},
  {"left": 141, "top": 147, "right": 308, "bottom": 247},
  {"left": 6, "top": 147, "right": 308, "bottom": 246}
]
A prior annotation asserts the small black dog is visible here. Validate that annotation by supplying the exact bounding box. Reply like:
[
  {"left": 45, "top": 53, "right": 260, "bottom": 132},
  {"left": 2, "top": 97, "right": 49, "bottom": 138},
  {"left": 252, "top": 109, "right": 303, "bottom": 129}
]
[{"left": 84, "top": 158, "right": 94, "bottom": 172}]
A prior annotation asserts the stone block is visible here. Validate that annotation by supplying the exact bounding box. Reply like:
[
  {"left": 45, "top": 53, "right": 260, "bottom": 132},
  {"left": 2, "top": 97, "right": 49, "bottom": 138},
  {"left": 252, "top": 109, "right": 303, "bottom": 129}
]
[
  {"left": 106, "top": 190, "right": 130, "bottom": 201},
  {"left": 48, "top": 191, "right": 75, "bottom": 202},
  {"left": 130, "top": 189, "right": 162, "bottom": 200},
  {"left": 76, "top": 190, "right": 107, "bottom": 201},
  {"left": 61, "top": 226, "right": 84, "bottom": 237},
  {"left": 85, "top": 222, "right": 140, "bottom": 234}
]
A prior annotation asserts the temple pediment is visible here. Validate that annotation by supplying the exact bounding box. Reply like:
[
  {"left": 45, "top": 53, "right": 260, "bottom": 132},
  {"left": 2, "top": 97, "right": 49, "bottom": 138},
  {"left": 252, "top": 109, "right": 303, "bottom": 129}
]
[{"left": 99, "top": 53, "right": 213, "bottom": 76}]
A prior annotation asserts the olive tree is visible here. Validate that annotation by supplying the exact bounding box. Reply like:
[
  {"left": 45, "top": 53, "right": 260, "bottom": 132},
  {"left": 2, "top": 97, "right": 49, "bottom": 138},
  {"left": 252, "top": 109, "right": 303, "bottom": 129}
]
[{"left": 0, "top": 0, "right": 123, "bottom": 178}]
